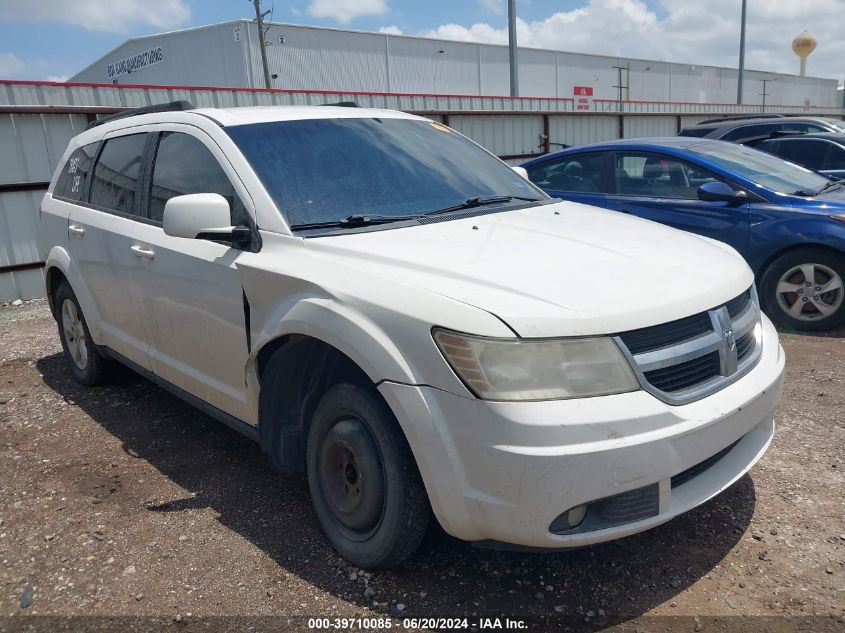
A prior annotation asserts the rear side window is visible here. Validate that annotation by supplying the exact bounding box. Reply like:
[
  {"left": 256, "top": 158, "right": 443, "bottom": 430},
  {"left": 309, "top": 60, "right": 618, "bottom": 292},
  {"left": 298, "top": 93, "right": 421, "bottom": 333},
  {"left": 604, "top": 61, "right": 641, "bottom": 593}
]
[
  {"left": 148, "top": 132, "right": 246, "bottom": 225},
  {"left": 826, "top": 144, "right": 845, "bottom": 170},
  {"left": 53, "top": 142, "right": 98, "bottom": 202},
  {"left": 88, "top": 133, "right": 149, "bottom": 215},
  {"left": 776, "top": 140, "right": 826, "bottom": 171},
  {"left": 721, "top": 124, "right": 779, "bottom": 143},
  {"left": 527, "top": 154, "right": 604, "bottom": 192},
  {"left": 678, "top": 127, "right": 712, "bottom": 138}
]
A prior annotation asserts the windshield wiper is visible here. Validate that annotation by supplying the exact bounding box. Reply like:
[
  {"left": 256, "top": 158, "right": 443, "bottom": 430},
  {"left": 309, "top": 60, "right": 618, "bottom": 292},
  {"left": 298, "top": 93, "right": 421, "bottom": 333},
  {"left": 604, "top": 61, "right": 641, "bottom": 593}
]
[
  {"left": 290, "top": 213, "right": 423, "bottom": 231},
  {"left": 424, "top": 195, "right": 543, "bottom": 217},
  {"left": 814, "top": 179, "right": 845, "bottom": 195}
]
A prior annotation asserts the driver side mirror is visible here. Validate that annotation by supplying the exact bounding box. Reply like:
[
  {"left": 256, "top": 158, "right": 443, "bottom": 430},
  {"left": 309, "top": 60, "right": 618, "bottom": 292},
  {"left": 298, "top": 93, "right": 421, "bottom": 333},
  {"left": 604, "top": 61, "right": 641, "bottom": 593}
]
[
  {"left": 697, "top": 181, "right": 748, "bottom": 205},
  {"left": 163, "top": 193, "right": 251, "bottom": 246}
]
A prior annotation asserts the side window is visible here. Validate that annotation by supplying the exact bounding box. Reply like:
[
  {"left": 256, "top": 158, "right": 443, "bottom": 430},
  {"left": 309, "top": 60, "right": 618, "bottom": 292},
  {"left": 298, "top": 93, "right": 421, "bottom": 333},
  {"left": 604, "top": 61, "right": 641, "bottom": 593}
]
[
  {"left": 526, "top": 154, "right": 603, "bottom": 193},
  {"left": 54, "top": 142, "right": 98, "bottom": 202},
  {"left": 614, "top": 153, "right": 720, "bottom": 200},
  {"left": 721, "top": 124, "right": 778, "bottom": 143},
  {"left": 88, "top": 133, "right": 148, "bottom": 215},
  {"left": 824, "top": 144, "right": 845, "bottom": 170},
  {"left": 777, "top": 140, "right": 825, "bottom": 171},
  {"left": 781, "top": 122, "right": 828, "bottom": 134},
  {"left": 149, "top": 132, "right": 247, "bottom": 225}
]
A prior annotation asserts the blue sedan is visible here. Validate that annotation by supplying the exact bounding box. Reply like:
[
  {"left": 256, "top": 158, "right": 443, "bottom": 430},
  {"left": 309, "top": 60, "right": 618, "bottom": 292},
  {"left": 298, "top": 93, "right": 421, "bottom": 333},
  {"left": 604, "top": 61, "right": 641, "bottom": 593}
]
[{"left": 522, "top": 138, "right": 845, "bottom": 331}]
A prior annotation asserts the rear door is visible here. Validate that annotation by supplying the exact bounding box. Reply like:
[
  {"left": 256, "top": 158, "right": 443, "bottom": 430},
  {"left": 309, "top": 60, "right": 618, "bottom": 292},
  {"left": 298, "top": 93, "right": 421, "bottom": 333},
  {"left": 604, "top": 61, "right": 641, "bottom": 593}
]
[
  {"left": 130, "top": 126, "right": 257, "bottom": 421},
  {"left": 66, "top": 130, "right": 154, "bottom": 369},
  {"left": 602, "top": 151, "right": 751, "bottom": 256}
]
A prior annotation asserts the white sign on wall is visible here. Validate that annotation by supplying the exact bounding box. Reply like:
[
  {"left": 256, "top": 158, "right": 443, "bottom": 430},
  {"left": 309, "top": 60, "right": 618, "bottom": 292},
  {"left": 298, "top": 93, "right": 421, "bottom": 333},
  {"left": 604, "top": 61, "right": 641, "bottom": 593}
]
[{"left": 106, "top": 47, "right": 164, "bottom": 79}]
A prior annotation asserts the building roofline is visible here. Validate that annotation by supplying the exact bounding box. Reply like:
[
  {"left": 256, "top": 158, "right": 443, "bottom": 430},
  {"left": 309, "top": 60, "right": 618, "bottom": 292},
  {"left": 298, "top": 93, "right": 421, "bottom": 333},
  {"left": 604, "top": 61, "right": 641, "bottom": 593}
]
[{"left": 69, "top": 19, "right": 838, "bottom": 84}]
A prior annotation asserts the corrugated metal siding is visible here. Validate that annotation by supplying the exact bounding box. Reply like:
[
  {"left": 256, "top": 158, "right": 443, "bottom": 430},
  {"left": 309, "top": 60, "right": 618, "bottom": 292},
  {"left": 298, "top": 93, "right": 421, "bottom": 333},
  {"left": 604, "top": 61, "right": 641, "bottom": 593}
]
[
  {"left": 548, "top": 115, "right": 620, "bottom": 146},
  {"left": 450, "top": 114, "right": 543, "bottom": 157},
  {"left": 0, "top": 111, "right": 88, "bottom": 301},
  {"left": 623, "top": 116, "right": 678, "bottom": 138}
]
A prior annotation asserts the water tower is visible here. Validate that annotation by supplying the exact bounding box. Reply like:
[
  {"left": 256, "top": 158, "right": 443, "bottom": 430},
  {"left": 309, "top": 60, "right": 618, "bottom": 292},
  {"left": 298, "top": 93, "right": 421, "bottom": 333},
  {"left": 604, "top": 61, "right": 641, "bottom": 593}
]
[{"left": 792, "top": 30, "right": 817, "bottom": 77}]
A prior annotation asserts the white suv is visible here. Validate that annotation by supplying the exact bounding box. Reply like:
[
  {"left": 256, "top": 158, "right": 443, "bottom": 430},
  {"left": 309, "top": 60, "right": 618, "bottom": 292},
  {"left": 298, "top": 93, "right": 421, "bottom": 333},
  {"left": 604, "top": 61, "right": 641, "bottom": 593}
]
[{"left": 39, "top": 103, "right": 785, "bottom": 569}]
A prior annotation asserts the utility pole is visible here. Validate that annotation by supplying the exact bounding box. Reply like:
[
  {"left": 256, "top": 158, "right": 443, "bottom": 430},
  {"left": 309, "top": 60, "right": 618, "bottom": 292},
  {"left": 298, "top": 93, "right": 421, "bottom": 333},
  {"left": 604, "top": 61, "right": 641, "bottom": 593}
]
[
  {"left": 737, "top": 0, "right": 747, "bottom": 104},
  {"left": 759, "top": 77, "right": 775, "bottom": 112},
  {"left": 252, "top": 0, "right": 272, "bottom": 89},
  {"left": 612, "top": 64, "right": 629, "bottom": 112},
  {"left": 508, "top": 0, "right": 519, "bottom": 96}
]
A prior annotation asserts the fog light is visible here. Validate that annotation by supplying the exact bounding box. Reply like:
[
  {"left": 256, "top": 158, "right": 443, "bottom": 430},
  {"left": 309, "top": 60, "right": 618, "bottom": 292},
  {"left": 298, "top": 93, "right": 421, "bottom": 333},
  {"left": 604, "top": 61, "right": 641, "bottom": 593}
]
[{"left": 550, "top": 504, "right": 587, "bottom": 533}]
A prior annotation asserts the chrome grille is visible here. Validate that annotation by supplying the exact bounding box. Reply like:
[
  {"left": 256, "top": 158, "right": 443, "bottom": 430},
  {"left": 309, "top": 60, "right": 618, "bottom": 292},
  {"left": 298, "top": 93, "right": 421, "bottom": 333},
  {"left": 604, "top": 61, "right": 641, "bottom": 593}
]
[{"left": 615, "top": 287, "right": 762, "bottom": 405}]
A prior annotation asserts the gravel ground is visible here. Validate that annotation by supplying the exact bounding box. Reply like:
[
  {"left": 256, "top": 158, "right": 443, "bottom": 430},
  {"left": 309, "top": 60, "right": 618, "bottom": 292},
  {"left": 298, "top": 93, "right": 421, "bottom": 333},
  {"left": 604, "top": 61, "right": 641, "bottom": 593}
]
[{"left": 0, "top": 300, "right": 843, "bottom": 632}]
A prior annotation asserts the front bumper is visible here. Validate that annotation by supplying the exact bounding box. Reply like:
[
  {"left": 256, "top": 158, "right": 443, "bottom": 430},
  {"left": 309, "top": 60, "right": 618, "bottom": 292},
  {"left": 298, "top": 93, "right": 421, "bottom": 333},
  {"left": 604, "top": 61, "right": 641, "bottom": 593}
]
[{"left": 378, "top": 315, "right": 784, "bottom": 548}]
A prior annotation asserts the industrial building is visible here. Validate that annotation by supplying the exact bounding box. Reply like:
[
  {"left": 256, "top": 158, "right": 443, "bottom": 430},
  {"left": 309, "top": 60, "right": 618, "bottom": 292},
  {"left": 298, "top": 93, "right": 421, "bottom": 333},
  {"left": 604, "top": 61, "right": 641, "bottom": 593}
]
[{"left": 70, "top": 20, "right": 840, "bottom": 108}]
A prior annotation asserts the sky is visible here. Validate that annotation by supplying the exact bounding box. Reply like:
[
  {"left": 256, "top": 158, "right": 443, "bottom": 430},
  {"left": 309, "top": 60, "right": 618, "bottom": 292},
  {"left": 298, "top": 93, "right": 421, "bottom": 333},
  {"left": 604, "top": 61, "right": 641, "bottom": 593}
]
[{"left": 0, "top": 0, "right": 843, "bottom": 84}]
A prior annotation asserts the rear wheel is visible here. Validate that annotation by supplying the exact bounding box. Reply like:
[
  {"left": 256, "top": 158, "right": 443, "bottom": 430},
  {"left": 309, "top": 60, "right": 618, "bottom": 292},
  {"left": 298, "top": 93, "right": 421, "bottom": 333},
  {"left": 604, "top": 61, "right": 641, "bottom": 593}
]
[
  {"left": 306, "top": 383, "right": 429, "bottom": 569},
  {"left": 760, "top": 249, "right": 845, "bottom": 331},
  {"left": 54, "top": 282, "right": 111, "bottom": 385}
]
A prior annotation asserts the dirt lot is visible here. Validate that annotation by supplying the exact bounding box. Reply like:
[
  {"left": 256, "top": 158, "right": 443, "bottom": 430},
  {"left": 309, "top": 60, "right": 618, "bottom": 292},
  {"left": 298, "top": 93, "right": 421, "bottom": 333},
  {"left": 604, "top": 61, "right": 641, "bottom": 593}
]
[{"left": 0, "top": 300, "right": 843, "bottom": 632}]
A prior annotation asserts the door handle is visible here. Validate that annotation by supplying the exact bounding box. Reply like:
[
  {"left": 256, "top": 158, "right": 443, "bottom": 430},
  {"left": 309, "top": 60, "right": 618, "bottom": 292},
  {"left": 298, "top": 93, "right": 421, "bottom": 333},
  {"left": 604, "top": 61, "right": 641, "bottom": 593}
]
[
  {"left": 68, "top": 224, "right": 85, "bottom": 236},
  {"left": 130, "top": 244, "right": 155, "bottom": 260}
]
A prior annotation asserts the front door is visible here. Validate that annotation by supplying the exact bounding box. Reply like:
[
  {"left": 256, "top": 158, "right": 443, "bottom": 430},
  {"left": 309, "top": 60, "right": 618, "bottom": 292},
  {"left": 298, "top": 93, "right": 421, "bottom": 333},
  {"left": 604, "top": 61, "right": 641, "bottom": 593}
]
[
  {"left": 602, "top": 151, "right": 751, "bottom": 257},
  {"left": 131, "top": 127, "right": 257, "bottom": 422}
]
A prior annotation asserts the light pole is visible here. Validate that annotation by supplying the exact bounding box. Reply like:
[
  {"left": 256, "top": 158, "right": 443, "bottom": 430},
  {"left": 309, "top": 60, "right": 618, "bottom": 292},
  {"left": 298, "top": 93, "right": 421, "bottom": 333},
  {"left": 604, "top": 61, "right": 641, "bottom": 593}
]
[
  {"left": 737, "top": 0, "right": 747, "bottom": 104},
  {"left": 508, "top": 0, "right": 519, "bottom": 96}
]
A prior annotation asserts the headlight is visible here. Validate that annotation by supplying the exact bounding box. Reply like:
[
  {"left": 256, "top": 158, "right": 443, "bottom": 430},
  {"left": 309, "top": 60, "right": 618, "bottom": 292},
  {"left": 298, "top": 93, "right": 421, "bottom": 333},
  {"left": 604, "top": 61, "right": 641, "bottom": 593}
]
[{"left": 433, "top": 329, "right": 640, "bottom": 401}]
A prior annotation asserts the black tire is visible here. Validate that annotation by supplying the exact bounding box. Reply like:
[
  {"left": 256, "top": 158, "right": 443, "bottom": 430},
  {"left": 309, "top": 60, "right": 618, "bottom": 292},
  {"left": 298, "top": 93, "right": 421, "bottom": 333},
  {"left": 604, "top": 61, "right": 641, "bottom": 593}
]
[
  {"left": 306, "top": 383, "right": 430, "bottom": 569},
  {"left": 54, "top": 282, "right": 111, "bottom": 385},
  {"left": 759, "top": 248, "right": 845, "bottom": 332}
]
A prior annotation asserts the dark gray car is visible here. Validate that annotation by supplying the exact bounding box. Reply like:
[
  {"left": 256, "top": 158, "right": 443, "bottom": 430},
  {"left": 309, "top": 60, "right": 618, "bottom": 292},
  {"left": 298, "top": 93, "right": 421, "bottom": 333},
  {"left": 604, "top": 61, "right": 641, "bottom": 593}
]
[
  {"left": 679, "top": 115, "right": 845, "bottom": 144},
  {"left": 748, "top": 133, "right": 845, "bottom": 180}
]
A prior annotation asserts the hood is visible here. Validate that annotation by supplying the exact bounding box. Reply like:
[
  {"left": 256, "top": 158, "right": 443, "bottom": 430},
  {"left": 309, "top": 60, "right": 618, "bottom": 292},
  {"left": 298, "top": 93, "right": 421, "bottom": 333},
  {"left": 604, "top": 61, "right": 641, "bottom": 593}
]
[{"left": 305, "top": 200, "right": 754, "bottom": 337}]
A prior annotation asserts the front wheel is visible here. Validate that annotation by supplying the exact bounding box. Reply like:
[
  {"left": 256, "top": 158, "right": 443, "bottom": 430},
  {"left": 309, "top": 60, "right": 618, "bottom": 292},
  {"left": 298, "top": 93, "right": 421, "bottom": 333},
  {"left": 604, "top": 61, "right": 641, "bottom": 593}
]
[
  {"left": 306, "top": 383, "right": 430, "bottom": 569},
  {"left": 759, "top": 249, "right": 845, "bottom": 331}
]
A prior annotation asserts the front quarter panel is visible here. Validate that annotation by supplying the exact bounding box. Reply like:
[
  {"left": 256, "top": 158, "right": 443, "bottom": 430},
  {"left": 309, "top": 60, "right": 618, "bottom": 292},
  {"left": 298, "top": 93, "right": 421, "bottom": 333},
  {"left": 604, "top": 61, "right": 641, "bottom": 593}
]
[
  {"left": 238, "top": 232, "right": 515, "bottom": 418},
  {"left": 746, "top": 208, "right": 845, "bottom": 272}
]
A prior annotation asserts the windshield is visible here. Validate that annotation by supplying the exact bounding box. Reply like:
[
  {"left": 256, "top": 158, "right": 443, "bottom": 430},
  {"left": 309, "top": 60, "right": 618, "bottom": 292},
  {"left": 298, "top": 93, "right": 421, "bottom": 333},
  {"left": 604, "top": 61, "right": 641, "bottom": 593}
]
[
  {"left": 226, "top": 117, "right": 545, "bottom": 228},
  {"left": 688, "top": 141, "right": 830, "bottom": 194}
]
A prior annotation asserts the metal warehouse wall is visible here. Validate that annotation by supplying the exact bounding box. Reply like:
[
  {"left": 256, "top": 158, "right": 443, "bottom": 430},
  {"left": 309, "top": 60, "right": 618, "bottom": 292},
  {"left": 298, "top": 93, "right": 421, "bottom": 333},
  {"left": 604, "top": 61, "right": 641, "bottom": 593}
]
[
  {"left": 1, "top": 79, "right": 843, "bottom": 301},
  {"left": 71, "top": 21, "right": 841, "bottom": 108}
]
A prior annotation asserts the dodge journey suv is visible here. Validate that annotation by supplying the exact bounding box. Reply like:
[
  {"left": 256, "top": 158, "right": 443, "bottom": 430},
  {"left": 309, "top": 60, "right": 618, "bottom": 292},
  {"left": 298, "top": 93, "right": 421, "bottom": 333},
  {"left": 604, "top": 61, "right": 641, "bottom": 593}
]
[{"left": 39, "top": 103, "right": 785, "bottom": 568}]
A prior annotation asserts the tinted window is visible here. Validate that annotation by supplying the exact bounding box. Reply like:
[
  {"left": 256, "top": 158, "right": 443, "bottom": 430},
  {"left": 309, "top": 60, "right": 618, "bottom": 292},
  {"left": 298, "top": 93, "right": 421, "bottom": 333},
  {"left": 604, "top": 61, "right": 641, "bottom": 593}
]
[
  {"left": 781, "top": 122, "right": 829, "bottom": 134},
  {"left": 826, "top": 144, "right": 845, "bottom": 170},
  {"left": 54, "top": 142, "right": 98, "bottom": 202},
  {"left": 527, "top": 154, "right": 603, "bottom": 192},
  {"left": 614, "top": 153, "right": 720, "bottom": 199},
  {"left": 688, "top": 142, "right": 829, "bottom": 194},
  {"left": 678, "top": 127, "right": 712, "bottom": 138},
  {"left": 88, "top": 134, "right": 148, "bottom": 215},
  {"left": 226, "top": 118, "right": 544, "bottom": 228},
  {"left": 149, "top": 132, "right": 246, "bottom": 225},
  {"left": 776, "top": 140, "right": 826, "bottom": 171},
  {"left": 721, "top": 124, "right": 779, "bottom": 143}
]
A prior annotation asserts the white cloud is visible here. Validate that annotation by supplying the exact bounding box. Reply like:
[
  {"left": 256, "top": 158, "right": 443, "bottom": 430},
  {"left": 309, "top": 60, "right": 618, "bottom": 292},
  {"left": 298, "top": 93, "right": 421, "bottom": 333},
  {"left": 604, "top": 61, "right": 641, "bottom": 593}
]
[
  {"left": 0, "top": 53, "right": 26, "bottom": 77},
  {"left": 307, "top": 0, "right": 388, "bottom": 24},
  {"left": 0, "top": 0, "right": 189, "bottom": 34},
  {"left": 414, "top": 0, "right": 845, "bottom": 80},
  {"left": 379, "top": 25, "right": 403, "bottom": 35}
]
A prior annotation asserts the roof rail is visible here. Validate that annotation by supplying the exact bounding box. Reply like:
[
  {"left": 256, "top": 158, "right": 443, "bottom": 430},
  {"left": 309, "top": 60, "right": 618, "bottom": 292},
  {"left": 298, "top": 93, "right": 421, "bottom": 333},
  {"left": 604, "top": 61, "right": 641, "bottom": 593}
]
[
  {"left": 696, "top": 114, "right": 785, "bottom": 125},
  {"left": 320, "top": 101, "right": 359, "bottom": 108},
  {"left": 87, "top": 100, "right": 195, "bottom": 129}
]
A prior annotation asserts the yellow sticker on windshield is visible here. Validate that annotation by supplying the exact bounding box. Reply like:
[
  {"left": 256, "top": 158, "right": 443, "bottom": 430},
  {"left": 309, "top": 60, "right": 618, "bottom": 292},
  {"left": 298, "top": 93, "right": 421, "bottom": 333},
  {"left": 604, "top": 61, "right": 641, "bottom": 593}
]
[{"left": 429, "top": 122, "right": 452, "bottom": 132}]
